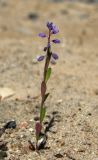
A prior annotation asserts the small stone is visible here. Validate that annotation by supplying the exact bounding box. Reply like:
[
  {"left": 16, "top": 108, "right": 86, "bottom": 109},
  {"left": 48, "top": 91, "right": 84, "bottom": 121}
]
[
  {"left": 29, "top": 119, "right": 33, "bottom": 122},
  {"left": 19, "top": 122, "right": 28, "bottom": 129},
  {"left": 29, "top": 128, "right": 33, "bottom": 132},
  {"left": 28, "top": 12, "right": 39, "bottom": 21},
  {"left": 78, "top": 149, "right": 85, "bottom": 152},
  {"left": 20, "top": 135, "right": 25, "bottom": 138},
  {"left": 52, "top": 111, "right": 59, "bottom": 115},
  {"left": 4, "top": 120, "right": 16, "bottom": 129},
  {"left": 54, "top": 153, "right": 63, "bottom": 158},
  {"left": 0, "top": 87, "right": 14, "bottom": 100},
  {"left": 57, "top": 99, "right": 63, "bottom": 104},
  {"left": 78, "top": 108, "right": 81, "bottom": 111},
  {"left": 61, "top": 141, "right": 65, "bottom": 146},
  {"left": 10, "top": 134, "right": 15, "bottom": 138},
  {"left": 87, "top": 112, "right": 92, "bottom": 116}
]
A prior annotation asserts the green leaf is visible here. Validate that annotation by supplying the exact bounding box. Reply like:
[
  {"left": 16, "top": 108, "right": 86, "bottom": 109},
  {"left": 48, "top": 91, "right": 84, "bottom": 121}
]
[
  {"left": 45, "top": 68, "right": 51, "bottom": 83},
  {"left": 44, "top": 93, "right": 49, "bottom": 103},
  {"left": 40, "top": 107, "right": 46, "bottom": 123}
]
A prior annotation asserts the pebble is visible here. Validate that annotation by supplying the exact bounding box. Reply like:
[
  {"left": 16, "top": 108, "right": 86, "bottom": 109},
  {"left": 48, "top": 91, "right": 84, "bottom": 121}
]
[
  {"left": 54, "top": 153, "right": 64, "bottom": 158},
  {"left": 29, "top": 119, "right": 33, "bottom": 122},
  {"left": 27, "top": 12, "right": 39, "bottom": 21},
  {"left": 57, "top": 99, "right": 63, "bottom": 104},
  {"left": 10, "top": 134, "right": 15, "bottom": 138},
  {"left": 20, "top": 134, "right": 26, "bottom": 138},
  {"left": 52, "top": 111, "right": 59, "bottom": 115},
  {"left": 19, "top": 121, "right": 28, "bottom": 129},
  {"left": 29, "top": 128, "right": 33, "bottom": 132},
  {"left": 61, "top": 141, "right": 65, "bottom": 146},
  {"left": 87, "top": 112, "right": 92, "bottom": 116},
  {"left": 0, "top": 87, "right": 14, "bottom": 100},
  {"left": 4, "top": 120, "right": 16, "bottom": 129}
]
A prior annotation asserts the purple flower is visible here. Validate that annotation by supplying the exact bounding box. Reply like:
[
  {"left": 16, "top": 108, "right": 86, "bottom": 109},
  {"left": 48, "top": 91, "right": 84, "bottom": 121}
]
[
  {"left": 51, "top": 25, "right": 59, "bottom": 34},
  {"left": 38, "top": 33, "right": 47, "bottom": 38},
  {"left": 37, "top": 55, "right": 45, "bottom": 61},
  {"left": 47, "top": 22, "right": 53, "bottom": 30},
  {"left": 37, "top": 22, "right": 60, "bottom": 64},
  {"left": 52, "top": 39, "right": 60, "bottom": 44},
  {"left": 52, "top": 53, "right": 58, "bottom": 60},
  {"left": 47, "top": 22, "right": 59, "bottom": 34}
]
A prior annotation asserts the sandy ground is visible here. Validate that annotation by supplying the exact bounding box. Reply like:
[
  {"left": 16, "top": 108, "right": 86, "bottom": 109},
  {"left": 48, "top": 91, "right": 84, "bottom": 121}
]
[{"left": 0, "top": 0, "right": 98, "bottom": 159}]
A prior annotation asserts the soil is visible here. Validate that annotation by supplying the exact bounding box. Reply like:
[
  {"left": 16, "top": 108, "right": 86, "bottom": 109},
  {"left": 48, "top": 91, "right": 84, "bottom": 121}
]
[{"left": 0, "top": 0, "right": 98, "bottom": 159}]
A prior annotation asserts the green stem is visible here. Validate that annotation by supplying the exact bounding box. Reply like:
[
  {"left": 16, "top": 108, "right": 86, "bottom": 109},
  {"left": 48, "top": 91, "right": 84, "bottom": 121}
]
[{"left": 40, "top": 31, "right": 52, "bottom": 124}]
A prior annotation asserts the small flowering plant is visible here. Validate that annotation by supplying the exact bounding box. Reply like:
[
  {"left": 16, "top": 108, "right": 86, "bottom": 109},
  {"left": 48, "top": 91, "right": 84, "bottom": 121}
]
[{"left": 35, "top": 22, "right": 60, "bottom": 150}]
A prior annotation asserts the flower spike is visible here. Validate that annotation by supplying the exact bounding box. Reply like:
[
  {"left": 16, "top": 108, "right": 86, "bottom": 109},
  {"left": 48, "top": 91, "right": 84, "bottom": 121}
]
[{"left": 47, "top": 22, "right": 59, "bottom": 34}]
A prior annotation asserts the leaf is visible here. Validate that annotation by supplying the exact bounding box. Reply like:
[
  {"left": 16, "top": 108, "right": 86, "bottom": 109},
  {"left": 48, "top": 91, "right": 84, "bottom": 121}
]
[
  {"left": 44, "top": 93, "right": 49, "bottom": 103},
  {"left": 35, "top": 122, "right": 42, "bottom": 138},
  {"left": 41, "top": 81, "right": 46, "bottom": 98},
  {"left": 40, "top": 107, "right": 46, "bottom": 123},
  {"left": 45, "top": 68, "right": 51, "bottom": 83}
]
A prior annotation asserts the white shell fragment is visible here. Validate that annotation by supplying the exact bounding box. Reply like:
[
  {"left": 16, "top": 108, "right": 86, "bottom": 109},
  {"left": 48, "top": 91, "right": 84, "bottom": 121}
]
[{"left": 0, "top": 87, "right": 15, "bottom": 100}]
